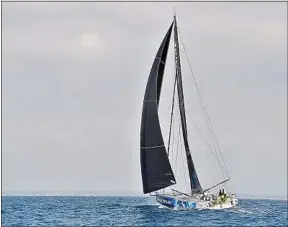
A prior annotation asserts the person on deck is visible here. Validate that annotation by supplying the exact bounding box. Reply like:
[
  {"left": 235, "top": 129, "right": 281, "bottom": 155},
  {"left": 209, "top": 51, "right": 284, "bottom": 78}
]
[
  {"left": 220, "top": 189, "right": 227, "bottom": 202},
  {"left": 223, "top": 189, "right": 227, "bottom": 200}
]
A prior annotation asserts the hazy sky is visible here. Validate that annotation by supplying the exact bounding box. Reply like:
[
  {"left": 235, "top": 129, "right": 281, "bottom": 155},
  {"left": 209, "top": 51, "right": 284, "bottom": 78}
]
[{"left": 2, "top": 2, "right": 287, "bottom": 197}]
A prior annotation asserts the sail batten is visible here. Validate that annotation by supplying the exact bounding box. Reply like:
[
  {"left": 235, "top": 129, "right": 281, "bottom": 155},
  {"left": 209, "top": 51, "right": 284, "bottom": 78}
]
[{"left": 140, "top": 21, "right": 176, "bottom": 194}]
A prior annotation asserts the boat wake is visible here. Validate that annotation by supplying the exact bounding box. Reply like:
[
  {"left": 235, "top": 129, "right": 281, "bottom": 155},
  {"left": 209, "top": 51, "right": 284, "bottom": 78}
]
[{"left": 231, "top": 208, "right": 253, "bottom": 214}]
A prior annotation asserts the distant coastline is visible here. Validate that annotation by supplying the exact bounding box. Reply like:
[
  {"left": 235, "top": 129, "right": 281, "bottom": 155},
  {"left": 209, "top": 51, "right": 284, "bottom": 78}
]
[{"left": 2, "top": 191, "right": 287, "bottom": 201}]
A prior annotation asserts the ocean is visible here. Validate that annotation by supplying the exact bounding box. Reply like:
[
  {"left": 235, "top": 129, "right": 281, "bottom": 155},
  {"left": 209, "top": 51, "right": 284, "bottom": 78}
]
[{"left": 1, "top": 196, "right": 287, "bottom": 226}]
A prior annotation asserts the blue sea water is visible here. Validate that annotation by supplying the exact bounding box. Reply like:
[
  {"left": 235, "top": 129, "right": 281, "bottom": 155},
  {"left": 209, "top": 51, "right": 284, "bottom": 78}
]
[{"left": 1, "top": 196, "right": 287, "bottom": 226}]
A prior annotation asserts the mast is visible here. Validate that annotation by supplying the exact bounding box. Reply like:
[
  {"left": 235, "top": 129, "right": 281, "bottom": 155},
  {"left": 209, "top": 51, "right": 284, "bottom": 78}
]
[{"left": 173, "top": 14, "right": 203, "bottom": 194}]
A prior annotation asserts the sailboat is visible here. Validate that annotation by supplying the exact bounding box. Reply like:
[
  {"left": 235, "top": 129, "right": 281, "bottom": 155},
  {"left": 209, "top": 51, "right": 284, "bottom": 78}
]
[{"left": 140, "top": 12, "right": 238, "bottom": 210}]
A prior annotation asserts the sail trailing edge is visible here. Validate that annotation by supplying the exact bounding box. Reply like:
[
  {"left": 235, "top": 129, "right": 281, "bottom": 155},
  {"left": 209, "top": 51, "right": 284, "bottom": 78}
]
[{"left": 140, "top": 21, "right": 176, "bottom": 194}]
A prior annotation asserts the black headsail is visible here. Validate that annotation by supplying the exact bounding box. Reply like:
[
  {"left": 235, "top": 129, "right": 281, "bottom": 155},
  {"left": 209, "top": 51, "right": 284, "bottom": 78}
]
[
  {"left": 140, "top": 22, "right": 176, "bottom": 194},
  {"left": 173, "top": 15, "right": 203, "bottom": 194}
]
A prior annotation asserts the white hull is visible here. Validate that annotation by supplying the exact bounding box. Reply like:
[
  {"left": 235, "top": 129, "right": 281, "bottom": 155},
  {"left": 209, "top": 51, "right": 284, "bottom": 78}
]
[
  {"left": 156, "top": 193, "right": 238, "bottom": 210},
  {"left": 206, "top": 198, "right": 238, "bottom": 210}
]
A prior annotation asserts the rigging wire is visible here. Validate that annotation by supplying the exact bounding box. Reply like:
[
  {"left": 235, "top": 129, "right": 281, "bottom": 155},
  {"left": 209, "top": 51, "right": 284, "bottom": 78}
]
[
  {"left": 169, "top": 90, "right": 187, "bottom": 192},
  {"left": 185, "top": 109, "right": 229, "bottom": 178},
  {"left": 170, "top": 87, "right": 180, "bottom": 190},
  {"left": 171, "top": 96, "right": 190, "bottom": 193},
  {"left": 179, "top": 127, "right": 189, "bottom": 193},
  {"left": 170, "top": 104, "right": 176, "bottom": 170},
  {"left": 177, "top": 26, "right": 230, "bottom": 180},
  {"left": 169, "top": 105, "right": 175, "bottom": 192},
  {"left": 167, "top": 49, "right": 178, "bottom": 157},
  {"left": 167, "top": 37, "right": 178, "bottom": 192},
  {"left": 167, "top": 20, "right": 230, "bottom": 194},
  {"left": 172, "top": 119, "right": 182, "bottom": 190}
]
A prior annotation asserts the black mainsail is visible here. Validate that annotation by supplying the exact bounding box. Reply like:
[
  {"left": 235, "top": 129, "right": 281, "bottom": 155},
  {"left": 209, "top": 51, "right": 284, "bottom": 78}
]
[
  {"left": 140, "top": 22, "right": 176, "bottom": 194},
  {"left": 173, "top": 16, "right": 203, "bottom": 194},
  {"left": 141, "top": 16, "right": 203, "bottom": 195}
]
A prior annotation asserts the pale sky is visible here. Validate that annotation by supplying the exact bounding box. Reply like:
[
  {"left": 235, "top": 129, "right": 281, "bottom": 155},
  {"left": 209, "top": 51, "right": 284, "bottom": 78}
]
[{"left": 2, "top": 2, "right": 287, "bottom": 197}]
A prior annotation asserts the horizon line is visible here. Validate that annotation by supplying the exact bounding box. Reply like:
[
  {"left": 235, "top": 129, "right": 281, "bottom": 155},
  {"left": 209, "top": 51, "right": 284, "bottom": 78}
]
[{"left": 2, "top": 192, "right": 287, "bottom": 200}]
